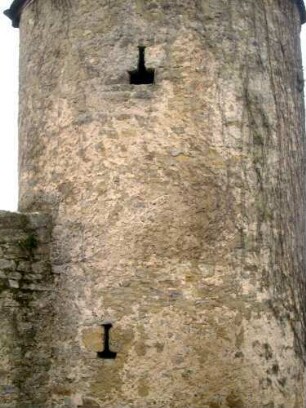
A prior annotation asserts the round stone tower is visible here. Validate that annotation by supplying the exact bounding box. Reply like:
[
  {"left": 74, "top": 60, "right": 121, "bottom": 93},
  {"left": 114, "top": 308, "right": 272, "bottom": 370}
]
[{"left": 4, "top": 0, "right": 306, "bottom": 407}]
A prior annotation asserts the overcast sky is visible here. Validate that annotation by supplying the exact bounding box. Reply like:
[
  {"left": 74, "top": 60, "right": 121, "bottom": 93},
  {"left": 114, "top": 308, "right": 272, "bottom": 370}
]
[
  {"left": 0, "top": 2, "right": 306, "bottom": 211},
  {"left": 0, "top": 0, "right": 18, "bottom": 211}
]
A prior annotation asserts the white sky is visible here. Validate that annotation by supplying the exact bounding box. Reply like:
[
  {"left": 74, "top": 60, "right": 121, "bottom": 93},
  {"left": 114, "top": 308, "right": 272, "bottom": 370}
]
[
  {"left": 0, "top": 2, "right": 306, "bottom": 212},
  {"left": 0, "top": 0, "right": 18, "bottom": 211}
]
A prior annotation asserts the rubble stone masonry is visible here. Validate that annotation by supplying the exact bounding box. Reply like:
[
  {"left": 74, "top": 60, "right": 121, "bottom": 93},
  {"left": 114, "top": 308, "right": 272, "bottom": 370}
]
[
  {"left": 0, "top": 211, "right": 52, "bottom": 407},
  {"left": 1, "top": 0, "right": 306, "bottom": 407}
]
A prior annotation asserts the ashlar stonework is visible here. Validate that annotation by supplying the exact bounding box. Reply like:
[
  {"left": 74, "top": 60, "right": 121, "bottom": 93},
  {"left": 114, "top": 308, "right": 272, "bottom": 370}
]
[{"left": 1, "top": 0, "right": 306, "bottom": 407}]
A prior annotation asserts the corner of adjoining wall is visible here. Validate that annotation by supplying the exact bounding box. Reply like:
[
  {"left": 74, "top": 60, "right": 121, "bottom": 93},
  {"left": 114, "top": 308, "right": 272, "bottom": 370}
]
[{"left": 0, "top": 210, "right": 54, "bottom": 407}]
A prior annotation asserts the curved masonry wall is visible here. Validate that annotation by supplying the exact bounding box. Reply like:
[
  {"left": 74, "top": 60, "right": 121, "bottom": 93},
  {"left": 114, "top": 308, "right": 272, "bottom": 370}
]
[
  {"left": 9, "top": 0, "right": 306, "bottom": 407},
  {"left": 0, "top": 211, "right": 52, "bottom": 407}
]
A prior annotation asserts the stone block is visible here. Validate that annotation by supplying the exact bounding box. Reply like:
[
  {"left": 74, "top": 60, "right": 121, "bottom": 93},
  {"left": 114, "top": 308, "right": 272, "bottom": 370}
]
[
  {"left": 0, "top": 260, "right": 15, "bottom": 271},
  {"left": 8, "top": 280, "right": 19, "bottom": 289}
]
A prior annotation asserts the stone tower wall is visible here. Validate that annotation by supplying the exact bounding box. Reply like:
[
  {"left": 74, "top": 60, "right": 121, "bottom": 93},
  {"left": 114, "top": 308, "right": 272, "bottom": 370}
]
[
  {"left": 12, "top": 0, "right": 306, "bottom": 407},
  {"left": 0, "top": 211, "right": 52, "bottom": 407}
]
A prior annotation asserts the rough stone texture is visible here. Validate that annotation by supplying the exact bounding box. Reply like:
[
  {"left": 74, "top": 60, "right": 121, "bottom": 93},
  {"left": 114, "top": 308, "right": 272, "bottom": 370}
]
[
  {"left": 13, "top": 0, "right": 306, "bottom": 407},
  {"left": 0, "top": 211, "right": 52, "bottom": 408}
]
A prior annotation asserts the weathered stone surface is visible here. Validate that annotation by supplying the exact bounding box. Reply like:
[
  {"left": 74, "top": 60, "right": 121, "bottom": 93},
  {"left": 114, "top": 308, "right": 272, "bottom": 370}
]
[
  {"left": 0, "top": 211, "right": 52, "bottom": 407},
  {"left": 5, "top": 0, "right": 306, "bottom": 407}
]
